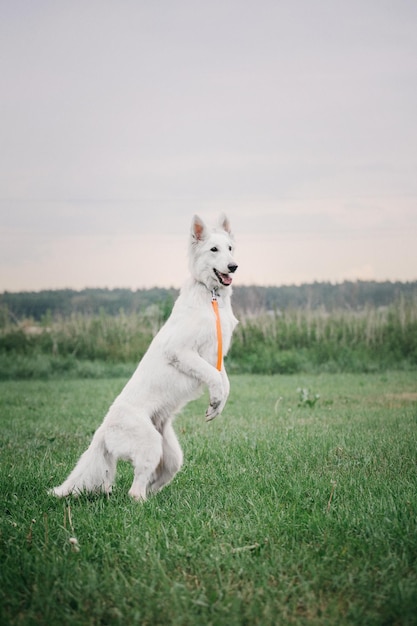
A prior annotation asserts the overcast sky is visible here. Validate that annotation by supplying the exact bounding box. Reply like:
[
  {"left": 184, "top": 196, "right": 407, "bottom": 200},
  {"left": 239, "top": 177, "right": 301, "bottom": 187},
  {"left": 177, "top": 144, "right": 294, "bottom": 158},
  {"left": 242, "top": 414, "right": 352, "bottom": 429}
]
[{"left": 1, "top": 0, "right": 416, "bottom": 291}]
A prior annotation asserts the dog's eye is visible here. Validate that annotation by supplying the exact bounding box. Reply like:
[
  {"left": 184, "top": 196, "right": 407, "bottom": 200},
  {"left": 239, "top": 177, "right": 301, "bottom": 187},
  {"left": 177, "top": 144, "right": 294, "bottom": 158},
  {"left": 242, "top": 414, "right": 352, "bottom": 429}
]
[
  {"left": 210, "top": 247, "right": 218, "bottom": 252},
  {"left": 229, "top": 246, "right": 232, "bottom": 251}
]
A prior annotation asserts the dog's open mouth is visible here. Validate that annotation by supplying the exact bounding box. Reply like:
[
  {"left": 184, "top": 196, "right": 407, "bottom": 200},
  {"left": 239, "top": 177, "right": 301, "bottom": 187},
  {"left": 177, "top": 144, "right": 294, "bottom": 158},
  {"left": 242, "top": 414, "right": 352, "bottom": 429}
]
[{"left": 213, "top": 268, "right": 233, "bottom": 286}]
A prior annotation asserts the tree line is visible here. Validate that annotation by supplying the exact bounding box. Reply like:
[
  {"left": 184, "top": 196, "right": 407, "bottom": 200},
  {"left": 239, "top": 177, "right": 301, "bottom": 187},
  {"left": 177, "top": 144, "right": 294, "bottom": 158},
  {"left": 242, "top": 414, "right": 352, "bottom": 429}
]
[{"left": 1, "top": 281, "right": 416, "bottom": 322}]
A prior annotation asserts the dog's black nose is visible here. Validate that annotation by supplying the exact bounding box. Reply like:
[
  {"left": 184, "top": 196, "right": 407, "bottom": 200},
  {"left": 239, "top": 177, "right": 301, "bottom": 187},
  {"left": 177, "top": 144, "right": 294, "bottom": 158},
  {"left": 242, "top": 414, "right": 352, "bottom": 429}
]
[{"left": 228, "top": 263, "right": 238, "bottom": 274}]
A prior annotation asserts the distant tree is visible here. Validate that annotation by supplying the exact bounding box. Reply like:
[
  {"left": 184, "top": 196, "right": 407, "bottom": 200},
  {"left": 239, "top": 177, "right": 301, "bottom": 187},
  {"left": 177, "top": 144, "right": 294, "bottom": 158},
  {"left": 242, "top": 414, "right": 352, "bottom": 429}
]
[{"left": 1, "top": 281, "right": 416, "bottom": 320}]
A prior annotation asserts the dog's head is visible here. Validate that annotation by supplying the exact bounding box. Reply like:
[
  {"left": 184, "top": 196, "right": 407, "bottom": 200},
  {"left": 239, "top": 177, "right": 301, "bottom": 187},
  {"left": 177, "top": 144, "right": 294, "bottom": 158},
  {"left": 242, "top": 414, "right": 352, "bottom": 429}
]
[{"left": 189, "top": 214, "right": 238, "bottom": 292}]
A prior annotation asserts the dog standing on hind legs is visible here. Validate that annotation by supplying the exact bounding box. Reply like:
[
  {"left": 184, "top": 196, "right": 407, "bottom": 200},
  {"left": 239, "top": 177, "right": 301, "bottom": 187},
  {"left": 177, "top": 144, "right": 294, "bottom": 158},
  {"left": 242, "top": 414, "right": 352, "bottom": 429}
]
[{"left": 51, "top": 214, "right": 238, "bottom": 501}]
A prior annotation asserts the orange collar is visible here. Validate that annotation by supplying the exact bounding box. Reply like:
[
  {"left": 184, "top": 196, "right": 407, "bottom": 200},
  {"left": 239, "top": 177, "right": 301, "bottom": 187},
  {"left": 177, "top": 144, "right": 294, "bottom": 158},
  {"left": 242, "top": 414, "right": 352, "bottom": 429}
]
[{"left": 211, "top": 290, "right": 223, "bottom": 371}]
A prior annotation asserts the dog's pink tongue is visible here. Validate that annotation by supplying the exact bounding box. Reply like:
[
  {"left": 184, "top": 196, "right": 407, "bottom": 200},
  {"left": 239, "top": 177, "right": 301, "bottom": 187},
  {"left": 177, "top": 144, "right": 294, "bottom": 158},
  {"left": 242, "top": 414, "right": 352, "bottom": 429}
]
[{"left": 222, "top": 273, "right": 232, "bottom": 285}]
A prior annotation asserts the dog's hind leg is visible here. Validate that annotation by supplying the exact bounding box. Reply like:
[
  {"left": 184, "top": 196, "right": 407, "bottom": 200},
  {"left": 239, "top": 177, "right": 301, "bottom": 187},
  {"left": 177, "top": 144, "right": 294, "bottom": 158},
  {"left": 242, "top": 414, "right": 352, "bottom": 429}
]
[
  {"left": 127, "top": 426, "right": 163, "bottom": 502},
  {"left": 103, "top": 408, "right": 164, "bottom": 501},
  {"left": 147, "top": 421, "right": 183, "bottom": 495}
]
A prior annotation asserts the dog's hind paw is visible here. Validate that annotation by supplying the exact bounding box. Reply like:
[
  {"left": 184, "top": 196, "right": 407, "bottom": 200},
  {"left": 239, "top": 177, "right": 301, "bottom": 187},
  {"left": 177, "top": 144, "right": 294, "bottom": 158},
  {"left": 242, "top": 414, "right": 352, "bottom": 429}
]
[{"left": 48, "top": 486, "right": 68, "bottom": 498}]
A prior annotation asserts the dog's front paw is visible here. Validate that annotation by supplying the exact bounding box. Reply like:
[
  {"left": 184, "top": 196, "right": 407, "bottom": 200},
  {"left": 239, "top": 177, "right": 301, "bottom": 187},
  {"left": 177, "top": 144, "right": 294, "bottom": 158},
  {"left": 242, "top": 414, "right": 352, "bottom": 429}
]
[{"left": 205, "top": 400, "right": 221, "bottom": 421}]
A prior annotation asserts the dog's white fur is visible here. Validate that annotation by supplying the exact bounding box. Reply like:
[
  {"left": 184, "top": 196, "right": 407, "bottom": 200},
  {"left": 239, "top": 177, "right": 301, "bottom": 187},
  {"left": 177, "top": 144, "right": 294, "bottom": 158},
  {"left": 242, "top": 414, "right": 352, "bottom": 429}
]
[{"left": 51, "top": 214, "right": 238, "bottom": 501}]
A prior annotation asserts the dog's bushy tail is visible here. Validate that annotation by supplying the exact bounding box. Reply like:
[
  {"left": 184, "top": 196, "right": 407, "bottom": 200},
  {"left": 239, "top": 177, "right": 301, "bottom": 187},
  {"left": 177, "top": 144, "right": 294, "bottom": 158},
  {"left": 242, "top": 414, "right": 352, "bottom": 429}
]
[{"left": 51, "top": 426, "right": 116, "bottom": 497}]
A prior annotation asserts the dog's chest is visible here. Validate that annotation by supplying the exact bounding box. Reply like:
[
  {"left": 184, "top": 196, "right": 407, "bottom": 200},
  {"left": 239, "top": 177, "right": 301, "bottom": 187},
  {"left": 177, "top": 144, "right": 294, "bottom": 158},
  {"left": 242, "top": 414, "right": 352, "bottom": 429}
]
[
  {"left": 197, "top": 297, "right": 237, "bottom": 361},
  {"left": 169, "top": 286, "right": 237, "bottom": 363},
  {"left": 216, "top": 300, "right": 236, "bottom": 352}
]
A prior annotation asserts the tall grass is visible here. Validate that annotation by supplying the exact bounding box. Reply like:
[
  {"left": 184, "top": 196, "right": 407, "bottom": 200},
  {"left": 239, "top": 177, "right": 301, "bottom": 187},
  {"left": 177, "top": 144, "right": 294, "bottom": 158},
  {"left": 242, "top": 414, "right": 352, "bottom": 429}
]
[
  {"left": 0, "top": 310, "right": 155, "bottom": 379},
  {"left": 1, "top": 299, "right": 417, "bottom": 379},
  {"left": 229, "top": 298, "right": 417, "bottom": 374}
]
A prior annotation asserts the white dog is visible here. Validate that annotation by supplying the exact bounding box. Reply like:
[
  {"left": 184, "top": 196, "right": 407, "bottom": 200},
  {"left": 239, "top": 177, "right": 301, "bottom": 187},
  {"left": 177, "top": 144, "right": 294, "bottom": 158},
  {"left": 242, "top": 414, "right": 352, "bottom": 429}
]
[{"left": 51, "top": 214, "right": 238, "bottom": 500}]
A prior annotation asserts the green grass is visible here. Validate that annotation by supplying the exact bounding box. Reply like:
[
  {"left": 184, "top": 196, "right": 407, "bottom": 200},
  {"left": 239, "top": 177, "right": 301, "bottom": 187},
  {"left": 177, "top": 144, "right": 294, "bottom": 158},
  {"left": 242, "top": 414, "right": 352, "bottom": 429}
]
[
  {"left": 1, "top": 298, "right": 417, "bottom": 378},
  {"left": 1, "top": 372, "right": 417, "bottom": 625}
]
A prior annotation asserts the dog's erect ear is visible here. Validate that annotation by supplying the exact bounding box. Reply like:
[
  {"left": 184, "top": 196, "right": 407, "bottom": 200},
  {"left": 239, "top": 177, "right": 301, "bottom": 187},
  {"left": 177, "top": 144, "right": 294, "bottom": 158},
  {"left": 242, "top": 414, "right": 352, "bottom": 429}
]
[
  {"left": 191, "top": 215, "right": 207, "bottom": 243},
  {"left": 219, "top": 214, "right": 233, "bottom": 237}
]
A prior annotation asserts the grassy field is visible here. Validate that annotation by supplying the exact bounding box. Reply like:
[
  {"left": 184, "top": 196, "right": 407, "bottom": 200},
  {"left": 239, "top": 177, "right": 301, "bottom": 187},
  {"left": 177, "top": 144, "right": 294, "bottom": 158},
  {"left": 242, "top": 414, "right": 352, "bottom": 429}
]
[{"left": 1, "top": 372, "right": 417, "bottom": 625}]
